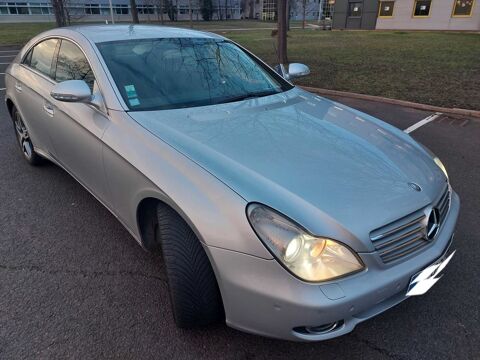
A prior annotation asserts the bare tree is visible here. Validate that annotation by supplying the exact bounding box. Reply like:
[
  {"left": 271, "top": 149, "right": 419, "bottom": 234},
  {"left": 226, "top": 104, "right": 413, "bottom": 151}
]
[
  {"left": 217, "top": 0, "right": 222, "bottom": 19},
  {"left": 160, "top": 0, "right": 165, "bottom": 22},
  {"left": 143, "top": 0, "right": 155, "bottom": 22},
  {"left": 277, "top": 0, "right": 288, "bottom": 65},
  {"left": 155, "top": 0, "right": 165, "bottom": 23},
  {"left": 189, "top": 0, "right": 193, "bottom": 27},
  {"left": 130, "top": 0, "right": 139, "bottom": 23},
  {"left": 301, "top": 0, "right": 306, "bottom": 29},
  {"left": 51, "top": 0, "right": 69, "bottom": 27},
  {"left": 200, "top": 0, "right": 213, "bottom": 20}
]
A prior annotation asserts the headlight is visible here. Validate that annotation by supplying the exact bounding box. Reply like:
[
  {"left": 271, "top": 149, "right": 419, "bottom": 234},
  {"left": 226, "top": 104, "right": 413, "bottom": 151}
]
[
  {"left": 247, "top": 204, "right": 364, "bottom": 282},
  {"left": 434, "top": 157, "right": 448, "bottom": 180}
]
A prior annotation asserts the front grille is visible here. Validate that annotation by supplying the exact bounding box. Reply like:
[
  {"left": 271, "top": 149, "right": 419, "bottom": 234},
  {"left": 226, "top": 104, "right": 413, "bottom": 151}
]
[
  {"left": 437, "top": 185, "right": 451, "bottom": 225},
  {"left": 370, "top": 185, "right": 450, "bottom": 264}
]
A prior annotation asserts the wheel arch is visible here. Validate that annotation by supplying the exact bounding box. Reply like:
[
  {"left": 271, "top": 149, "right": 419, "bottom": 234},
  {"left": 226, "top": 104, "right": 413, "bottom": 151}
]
[
  {"left": 5, "top": 97, "right": 15, "bottom": 117},
  {"left": 136, "top": 196, "right": 162, "bottom": 251},
  {"left": 135, "top": 194, "right": 226, "bottom": 313},
  {"left": 135, "top": 193, "right": 207, "bottom": 253}
]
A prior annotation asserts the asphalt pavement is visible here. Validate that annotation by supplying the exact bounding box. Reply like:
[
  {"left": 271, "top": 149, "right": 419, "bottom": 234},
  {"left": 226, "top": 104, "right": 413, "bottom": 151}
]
[{"left": 1, "top": 45, "right": 479, "bottom": 359}]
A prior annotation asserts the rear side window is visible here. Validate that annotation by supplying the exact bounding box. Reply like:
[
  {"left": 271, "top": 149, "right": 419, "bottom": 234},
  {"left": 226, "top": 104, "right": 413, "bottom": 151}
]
[
  {"left": 54, "top": 40, "right": 95, "bottom": 91},
  {"left": 28, "top": 38, "right": 58, "bottom": 78},
  {"left": 22, "top": 48, "right": 33, "bottom": 66}
]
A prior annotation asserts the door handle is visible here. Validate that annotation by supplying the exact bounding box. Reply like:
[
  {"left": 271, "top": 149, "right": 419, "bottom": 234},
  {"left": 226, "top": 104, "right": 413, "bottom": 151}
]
[
  {"left": 15, "top": 82, "right": 22, "bottom": 93},
  {"left": 43, "top": 102, "right": 54, "bottom": 116}
]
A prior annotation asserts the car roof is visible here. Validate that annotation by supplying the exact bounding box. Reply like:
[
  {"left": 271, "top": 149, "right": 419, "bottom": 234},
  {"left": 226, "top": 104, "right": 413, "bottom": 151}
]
[{"left": 65, "top": 24, "right": 224, "bottom": 43}]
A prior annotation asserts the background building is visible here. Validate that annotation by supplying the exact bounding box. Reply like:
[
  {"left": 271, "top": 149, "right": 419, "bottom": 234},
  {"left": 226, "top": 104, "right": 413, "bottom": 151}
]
[
  {"left": 0, "top": 0, "right": 242, "bottom": 23},
  {"left": 376, "top": 0, "right": 479, "bottom": 31},
  {"left": 1, "top": 0, "right": 477, "bottom": 30}
]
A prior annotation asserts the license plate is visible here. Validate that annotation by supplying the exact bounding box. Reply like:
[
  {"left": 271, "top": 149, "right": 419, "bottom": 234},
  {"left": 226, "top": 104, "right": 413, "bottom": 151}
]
[{"left": 406, "top": 250, "right": 456, "bottom": 296}]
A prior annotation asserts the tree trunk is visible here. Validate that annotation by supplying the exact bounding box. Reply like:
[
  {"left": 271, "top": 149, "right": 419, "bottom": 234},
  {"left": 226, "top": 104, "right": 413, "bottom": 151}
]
[
  {"left": 130, "top": 0, "right": 139, "bottom": 23},
  {"left": 286, "top": 0, "right": 290, "bottom": 31},
  {"left": 277, "top": 0, "right": 288, "bottom": 65},
  {"left": 159, "top": 0, "right": 164, "bottom": 23},
  {"left": 302, "top": 0, "right": 306, "bottom": 29},
  {"left": 51, "top": 0, "right": 66, "bottom": 27},
  {"left": 189, "top": 0, "right": 193, "bottom": 27}
]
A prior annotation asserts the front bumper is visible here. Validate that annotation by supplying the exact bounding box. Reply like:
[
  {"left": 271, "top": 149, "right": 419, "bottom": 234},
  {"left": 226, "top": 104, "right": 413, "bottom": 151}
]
[{"left": 207, "top": 191, "right": 460, "bottom": 341}]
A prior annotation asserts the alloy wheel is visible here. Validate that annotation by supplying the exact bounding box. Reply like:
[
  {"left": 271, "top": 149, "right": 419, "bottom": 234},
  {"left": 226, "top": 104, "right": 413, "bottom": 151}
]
[{"left": 13, "top": 111, "right": 33, "bottom": 159}]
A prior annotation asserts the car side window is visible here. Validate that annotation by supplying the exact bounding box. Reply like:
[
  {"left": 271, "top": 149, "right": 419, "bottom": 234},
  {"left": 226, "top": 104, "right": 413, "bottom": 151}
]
[
  {"left": 22, "top": 48, "right": 33, "bottom": 66},
  {"left": 27, "top": 38, "right": 58, "bottom": 78},
  {"left": 54, "top": 40, "right": 95, "bottom": 91}
]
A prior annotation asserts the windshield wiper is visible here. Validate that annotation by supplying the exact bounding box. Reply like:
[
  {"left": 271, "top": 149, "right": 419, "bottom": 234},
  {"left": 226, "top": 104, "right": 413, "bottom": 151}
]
[{"left": 219, "top": 90, "right": 281, "bottom": 105}]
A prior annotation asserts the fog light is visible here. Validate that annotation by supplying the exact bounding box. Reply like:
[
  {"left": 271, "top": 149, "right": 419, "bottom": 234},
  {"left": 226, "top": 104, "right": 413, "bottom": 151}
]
[{"left": 293, "top": 320, "right": 344, "bottom": 335}]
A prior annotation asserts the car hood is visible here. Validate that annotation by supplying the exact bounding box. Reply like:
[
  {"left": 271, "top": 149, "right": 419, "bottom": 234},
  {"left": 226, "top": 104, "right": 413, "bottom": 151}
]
[{"left": 129, "top": 87, "right": 446, "bottom": 252}]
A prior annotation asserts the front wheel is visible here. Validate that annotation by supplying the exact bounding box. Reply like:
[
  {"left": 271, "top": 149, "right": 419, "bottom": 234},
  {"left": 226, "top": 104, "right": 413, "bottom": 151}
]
[
  {"left": 156, "top": 203, "right": 224, "bottom": 328},
  {"left": 11, "top": 106, "right": 44, "bottom": 166}
]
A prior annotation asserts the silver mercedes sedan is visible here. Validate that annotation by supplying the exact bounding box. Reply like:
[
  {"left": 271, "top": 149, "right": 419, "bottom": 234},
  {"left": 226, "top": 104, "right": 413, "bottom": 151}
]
[{"left": 4, "top": 25, "right": 459, "bottom": 341}]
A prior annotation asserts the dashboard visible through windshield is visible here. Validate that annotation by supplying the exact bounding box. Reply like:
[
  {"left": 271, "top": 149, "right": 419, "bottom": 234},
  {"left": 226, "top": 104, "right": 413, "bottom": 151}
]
[{"left": 97, "top": 37, "right": 293, "bottom": 111}]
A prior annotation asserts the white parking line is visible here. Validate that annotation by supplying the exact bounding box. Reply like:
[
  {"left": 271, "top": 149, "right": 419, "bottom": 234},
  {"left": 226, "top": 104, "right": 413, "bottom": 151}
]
[
  {"left": 0, "top": 88, "right": 6, "bottom": 91},
  {"left": 0, "top": 63, "right": 11, "bottom": 65},
  {"left": 404, "top": 113, "right": 442, "bottom": 134},
  {"left": 0, "top": 55, "right": 15, "bottom": 57},
  {"left": 0, "top": 50, "right": 19, "bottom": 53}
]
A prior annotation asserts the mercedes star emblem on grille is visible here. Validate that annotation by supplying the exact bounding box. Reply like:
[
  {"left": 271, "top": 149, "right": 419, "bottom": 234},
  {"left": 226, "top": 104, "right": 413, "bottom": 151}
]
[{"left": 427, "top": 208, "right": 440, "bottom": 240}]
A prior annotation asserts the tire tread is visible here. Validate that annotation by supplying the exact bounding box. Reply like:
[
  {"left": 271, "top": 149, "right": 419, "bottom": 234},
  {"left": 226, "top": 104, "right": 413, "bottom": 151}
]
[{"left": 156, "top": 203, "right": 223, "bottom": 327}]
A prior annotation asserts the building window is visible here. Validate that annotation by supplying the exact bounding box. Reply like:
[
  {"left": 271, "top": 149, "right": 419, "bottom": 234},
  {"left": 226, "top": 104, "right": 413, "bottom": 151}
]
[
  {"left": 378, "top": 1, "right": 394, "bottom": 17},
  {"left": 29, "top": 3, "right": 51, "bottom": 14},
  {"left": 348, "top": 2, "right": 362, "bottom": 17},
  {"left": 100, "top": 6, "right": 111, "bottom": 15},
  {"left": 138, "top": 5, "right": 154, "bottom": 14},
  {"left": 85, "top": 4, "right": 100, "bottom": 15},
  {"left": 115, "top": 4, "right": 128, "bottom": 14},
  {"left": 413, "top": 0, "right": 432, "bottom": 17},
  {"left": 7, "top": 2, "right": 29, "bottom": 15},
  {"left": 262, "top": 0, "right": 276, "bottom": 21},
  {"left": 452, "top": 0, "right": 475, "bottom": 16}
]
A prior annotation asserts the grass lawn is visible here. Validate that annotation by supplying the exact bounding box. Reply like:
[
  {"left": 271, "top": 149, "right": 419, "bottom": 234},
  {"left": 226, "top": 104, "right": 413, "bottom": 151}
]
[
  {"left": 1, "top": 21, "right": 478, "bottom": 110},
  {"left": 0, "top": 20, "right": 280, "bottom": 44}
]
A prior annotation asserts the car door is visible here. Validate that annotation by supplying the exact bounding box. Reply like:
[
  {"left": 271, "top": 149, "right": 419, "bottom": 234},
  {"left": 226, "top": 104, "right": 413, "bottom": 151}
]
[
  {"left": 46, "top": 39, "right": 111, "bottom": 206},
  {"left": 14, "top": 38, "right": 59, "bottom": 154}
]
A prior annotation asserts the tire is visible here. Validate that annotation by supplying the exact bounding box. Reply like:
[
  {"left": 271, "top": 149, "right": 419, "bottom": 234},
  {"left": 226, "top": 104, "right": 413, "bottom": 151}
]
[
  {"left": 11, "top": 106, "right": 44, "bottom": 166},
  {"left": 156, "top": 203, "right": 224, "bottom": 328}
]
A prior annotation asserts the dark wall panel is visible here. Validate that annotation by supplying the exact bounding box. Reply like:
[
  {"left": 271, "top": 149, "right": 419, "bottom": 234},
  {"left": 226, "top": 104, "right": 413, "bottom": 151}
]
[{"left": 332, "top": 0, "right": 378, "bottom": 30}]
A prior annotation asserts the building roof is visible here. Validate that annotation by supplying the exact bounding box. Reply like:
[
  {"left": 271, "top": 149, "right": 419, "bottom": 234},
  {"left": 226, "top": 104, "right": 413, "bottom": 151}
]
[{"left": 67, "top": 24, "right": 223, "bottom": 43}]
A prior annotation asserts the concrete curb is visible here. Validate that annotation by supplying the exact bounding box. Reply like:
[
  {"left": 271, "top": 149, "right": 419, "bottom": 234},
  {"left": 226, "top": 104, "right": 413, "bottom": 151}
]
[{"left": 300, "top": 86, "right": 480, "bottom": 119}]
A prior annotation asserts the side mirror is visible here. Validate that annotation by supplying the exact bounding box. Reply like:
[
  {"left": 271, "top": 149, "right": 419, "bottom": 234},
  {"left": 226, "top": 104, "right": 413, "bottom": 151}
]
[
  {"left": 50, "top": 80, "right": 92, "bottom": 103},
  {"left": 287, "top": 63, "right": 310, "bottom": 80}
]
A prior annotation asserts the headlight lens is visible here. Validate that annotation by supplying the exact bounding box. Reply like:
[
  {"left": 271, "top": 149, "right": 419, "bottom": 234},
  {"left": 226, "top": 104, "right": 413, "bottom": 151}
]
[
  {"left": 434, "top": 157, "right": 448, "bottom": 180},
  {"left": 247, "top": 204, "right": 364, "bottom": 282}
]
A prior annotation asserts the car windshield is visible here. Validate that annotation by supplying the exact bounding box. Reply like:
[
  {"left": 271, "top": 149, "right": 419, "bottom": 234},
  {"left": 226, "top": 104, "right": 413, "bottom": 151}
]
[{"left": 97, "top": 37, "right": 292, "bottom": 111}]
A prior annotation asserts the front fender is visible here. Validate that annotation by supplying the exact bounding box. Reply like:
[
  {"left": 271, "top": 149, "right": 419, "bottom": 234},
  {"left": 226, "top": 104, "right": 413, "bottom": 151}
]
[{"left": 101, "top": 110, "right": 273, "bottom": 260}]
